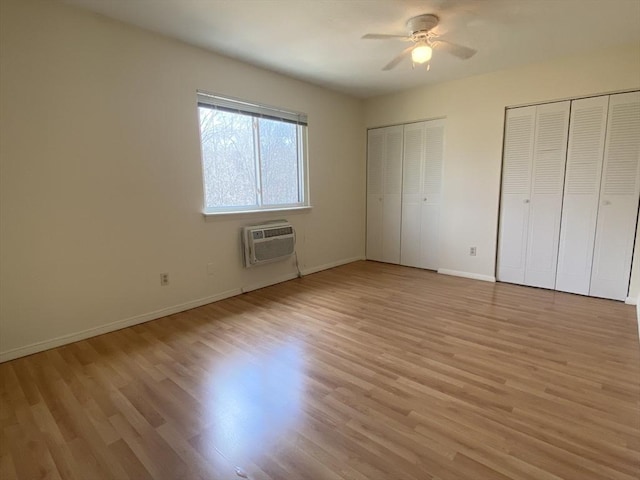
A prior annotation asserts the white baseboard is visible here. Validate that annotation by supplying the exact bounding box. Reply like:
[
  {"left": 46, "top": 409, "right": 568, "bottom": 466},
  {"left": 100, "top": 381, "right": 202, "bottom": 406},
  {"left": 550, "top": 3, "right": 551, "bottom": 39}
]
[
  {"left": 301, "top": 256, "right": 365, "bottom": 276},
  {"left": 625, "top": 296, "right": 637, "bottom": 305},
  {"left": 0, "top": 288, "right": 241, "bottom": 363},
  {"left": 0, "top": 255, "right": 366, "bottom": 363},
  {"left": 241, "top": 256, "right": 364, "bottom": 292},
  {"left": 437, "top": 268, "right": 496, "bottom": 283},
  {"left": 241, "top": 272, "right": 300, "bottom": 293}
]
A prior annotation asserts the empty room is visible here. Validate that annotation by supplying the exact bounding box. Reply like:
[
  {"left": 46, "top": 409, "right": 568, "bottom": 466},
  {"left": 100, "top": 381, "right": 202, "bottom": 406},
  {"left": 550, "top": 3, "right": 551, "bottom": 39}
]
[{"left": 1, "top": 0, "right": 639, "bottom": 479}]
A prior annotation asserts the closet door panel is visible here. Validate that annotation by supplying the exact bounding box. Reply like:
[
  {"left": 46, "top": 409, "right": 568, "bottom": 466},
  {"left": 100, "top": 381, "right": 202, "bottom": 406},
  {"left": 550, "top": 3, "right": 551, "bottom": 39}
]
[
  {"left": 499, "top": 196, "right": 531, "bottom": 284},
  {"left": 590, "top": 199, "right": 638, "bottom": 300},
  {"left": 382, "top": 126, "right": 404, "bottom": 264},
  {"left": 524, "top": 101, "right": 570, "bottom": 288},
  {"left": 556, "top": 201, "right": 599, "bottom": 293},
  {"left": 420, "top": 204, "right": 440, "bottom": 270},
  {"left": 400, "top": 119, "right": 444, "bottom": 270},
  {"left": 400, "top": 123, "right": 424, "bottom": 267},
  {"left": 401, "top": 198, "right": 421, "bottom": 266},
  {"left": 524, "top": 196, "right": 563, "bottom": 287},
  {"left": 382, "top": 194, "right": 402, "bottom": 263},
  {"left": 367, "top": 128, "right": 384, "bottom": 195},
  {"left": 384, "top": 126, "right": 404, "bottom": 195},
  {"left": 366, "top": 128, "right": 385, "bottom": 261},
  {"left": 556, "top": 96, "right": 609, "bottom": 295},
  {"left": 421, "top": 120, "right": 445, "bottom": 270},
  {"left": 366, "top": 195, "right": 383, "bottom": 261},
  {"left": 498, "top": 106, "right": 536, "bottom": 284},
  {"left": 590, "top": 91, "right": 640, "bottom": 300}
]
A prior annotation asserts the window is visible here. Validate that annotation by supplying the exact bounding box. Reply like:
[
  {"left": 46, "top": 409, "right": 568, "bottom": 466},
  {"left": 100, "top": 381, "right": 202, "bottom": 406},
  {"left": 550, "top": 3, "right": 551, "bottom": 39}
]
[{"left": 197, "top": 92, "right": 308, "bottom": 214}]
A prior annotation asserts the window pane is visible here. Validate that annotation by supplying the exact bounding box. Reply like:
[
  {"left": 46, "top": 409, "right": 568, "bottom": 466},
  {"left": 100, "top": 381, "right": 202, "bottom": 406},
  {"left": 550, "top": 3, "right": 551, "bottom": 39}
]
[
  {"left": 199, "top": 108, "right": 257, "bottom": 209},
  {"left": 259, "top": 118, "right": 299, "bottom": 206}
]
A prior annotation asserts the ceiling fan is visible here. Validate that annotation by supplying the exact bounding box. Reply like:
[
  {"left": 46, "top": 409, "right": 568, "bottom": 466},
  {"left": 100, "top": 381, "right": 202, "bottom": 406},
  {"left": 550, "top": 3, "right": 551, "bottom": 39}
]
[{"left": 362, "top": 14, "right": 477, "bottom": 71}]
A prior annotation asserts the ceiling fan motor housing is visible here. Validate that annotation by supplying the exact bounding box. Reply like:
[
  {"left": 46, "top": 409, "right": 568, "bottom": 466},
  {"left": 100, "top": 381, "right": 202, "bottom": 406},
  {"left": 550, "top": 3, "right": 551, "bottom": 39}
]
[{"left": 407, "top": 14, "right": 439, "bottom": 36}]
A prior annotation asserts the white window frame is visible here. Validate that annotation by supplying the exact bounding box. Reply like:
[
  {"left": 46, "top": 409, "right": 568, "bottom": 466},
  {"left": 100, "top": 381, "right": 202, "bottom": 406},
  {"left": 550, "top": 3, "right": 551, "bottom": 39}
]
[{"left": 197, "top": 91, "right": 310, "bottom": 216}]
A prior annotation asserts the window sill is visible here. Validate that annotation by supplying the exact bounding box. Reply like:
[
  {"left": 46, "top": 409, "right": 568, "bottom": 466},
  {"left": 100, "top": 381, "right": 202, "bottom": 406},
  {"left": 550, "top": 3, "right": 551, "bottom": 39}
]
[{"left": 202, "top": 206, "right": 313, "bottom": 221}]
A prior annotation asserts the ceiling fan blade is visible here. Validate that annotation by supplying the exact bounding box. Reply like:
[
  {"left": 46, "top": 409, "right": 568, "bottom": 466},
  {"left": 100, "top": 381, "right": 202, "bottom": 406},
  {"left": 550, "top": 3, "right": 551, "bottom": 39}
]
[
  {"left": 433, "top": 39, "right": 477, "bottom": 59},
  {"left": 362, "top": 33, "right": 412, "bottom": 41},
  {"left": 382, "top": 45, "right": 415, "bottom": 71}
]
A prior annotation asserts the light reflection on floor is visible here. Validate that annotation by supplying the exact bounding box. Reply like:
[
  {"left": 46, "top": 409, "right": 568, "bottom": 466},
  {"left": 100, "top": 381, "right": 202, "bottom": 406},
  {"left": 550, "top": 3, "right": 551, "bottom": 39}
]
[{"left": 203, "top": 342, "right": 304, "bottom": 462}]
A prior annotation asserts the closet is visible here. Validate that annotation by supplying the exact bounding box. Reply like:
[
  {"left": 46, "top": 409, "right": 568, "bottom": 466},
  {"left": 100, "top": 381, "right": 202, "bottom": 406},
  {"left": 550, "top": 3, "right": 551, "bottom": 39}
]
[
  {"left": 497, "top": 91, "right": 640, "bottom": 301},
  {"left": 366, "top": 119, "right": 444, "bottom": 270},
  {"left": 366, "top": 125, "right": 403, "bottom": 264},
  {"left": 497, "top": 101, "right": 570, "bottom": 289}
]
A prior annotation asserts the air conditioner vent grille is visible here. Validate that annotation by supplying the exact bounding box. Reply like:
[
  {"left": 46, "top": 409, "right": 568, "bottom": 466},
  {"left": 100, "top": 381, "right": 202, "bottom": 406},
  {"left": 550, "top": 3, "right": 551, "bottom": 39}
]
[
  {"left": 254, "top": 237, "right": 295, "bottom": 262},
  {"left": 264, "top": 226, "right": 294, "bottom": 238}
]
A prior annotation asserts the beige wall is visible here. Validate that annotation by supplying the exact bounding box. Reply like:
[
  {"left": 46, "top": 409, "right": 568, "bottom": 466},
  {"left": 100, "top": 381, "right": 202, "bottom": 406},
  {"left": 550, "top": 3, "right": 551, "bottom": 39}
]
[
  {"left": 364, "top": 44, "right": 640, "bottom": 300},
  {"left": 0, "top": 0, "right": 365, "bottom": 359}
]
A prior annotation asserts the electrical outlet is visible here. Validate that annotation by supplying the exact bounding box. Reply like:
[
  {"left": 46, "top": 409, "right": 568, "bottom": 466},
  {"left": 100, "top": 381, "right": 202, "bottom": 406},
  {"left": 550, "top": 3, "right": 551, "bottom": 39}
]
[
  {"left": 160, "top": 273, "right": 169, "bottom": 286},
  {"left": 470, "top": 247, "right": 477, "bottom": 256},
  {"left": 206, "top": 263, "right": 215, "bottom": 275}
]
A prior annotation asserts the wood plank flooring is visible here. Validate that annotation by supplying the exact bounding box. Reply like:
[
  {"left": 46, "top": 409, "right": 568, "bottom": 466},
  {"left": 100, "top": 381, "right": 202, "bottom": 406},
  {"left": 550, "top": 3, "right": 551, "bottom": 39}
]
[{"left": 1, "top": 260, "right": 639, "bottom": 479}]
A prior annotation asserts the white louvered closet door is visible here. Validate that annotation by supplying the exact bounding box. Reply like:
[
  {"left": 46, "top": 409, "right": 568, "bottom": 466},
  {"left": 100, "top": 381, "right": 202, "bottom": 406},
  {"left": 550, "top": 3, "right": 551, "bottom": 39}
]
[
  {"left": 556, "top": 96, "right": 609, "bottom": 295},
  {"left": 497, "top": 106, "right": 536, "bottom": 284},
  {"left": 420, "top": 119, "right": 444, "bottom": 270},
  {"left": 523, "top": 101, "right": 570, "bottom": 289},
  {"left": 400, "top": 119, "right": 444, "bottom": 270},
  {"left": 400, "top": 122, "right": 424, "bottom": 268},
  {"left": 366, "top": 128, "right": 385, "bottom": 261},
  {"left": 381, "top": 125, "right": 404, "bottom": 264},
  {"left": 590, "top": 91, "right": 640, "bottom": 301}
]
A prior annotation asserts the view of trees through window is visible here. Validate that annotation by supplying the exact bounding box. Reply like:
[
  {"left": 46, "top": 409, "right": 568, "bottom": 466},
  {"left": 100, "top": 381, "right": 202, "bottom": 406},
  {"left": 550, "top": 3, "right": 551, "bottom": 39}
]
[{"left": 199, "top": 106, "right": 302, "bottom": 211}]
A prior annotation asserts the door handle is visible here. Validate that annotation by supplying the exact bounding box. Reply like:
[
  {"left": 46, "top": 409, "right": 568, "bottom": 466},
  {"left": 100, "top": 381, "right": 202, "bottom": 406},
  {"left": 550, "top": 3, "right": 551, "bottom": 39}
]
[
  {"left": 524, "top": 199, "right": 530, "bottom": 204},
  {"left": 602, "top": 200, "right": 611, "bottom": 206}
]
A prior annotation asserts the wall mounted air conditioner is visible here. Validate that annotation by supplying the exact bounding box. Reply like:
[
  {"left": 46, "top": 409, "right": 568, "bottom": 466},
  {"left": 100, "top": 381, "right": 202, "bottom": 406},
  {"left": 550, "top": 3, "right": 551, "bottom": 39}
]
[{"left": 242, "top": 221, "right": 295, "bottom": 267}]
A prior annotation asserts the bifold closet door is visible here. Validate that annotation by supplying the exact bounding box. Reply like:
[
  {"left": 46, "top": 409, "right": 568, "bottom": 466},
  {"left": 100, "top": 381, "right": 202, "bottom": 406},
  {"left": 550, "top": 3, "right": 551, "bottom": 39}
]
[
  {"left": 420, "top": 120, "right": 444, "bottom": 270},
  {"left": 556, "top": 96, "right": 609, "bottom": 295},
  {"left": 498, "top": 101, "right": 570, "bottom": 288},
  {"left": 590, "top": 91, "right": 640, "bottom": 301},
  {"left": 497, "top": 106, "right": 535, "bottom": 284},
  {"left": 366, "top": 128, "right": 384, "bottom": 261},
  {"left": 400, "top": 119, "right": 444, "bottom": 270},
  {"left": 366, "top": 125, "right": 403, "bottom": 264},
  {"left": 400, "top": 122, "right": 424, "bottom": 267},
  {"left": 524, "top": 101, "right": 570, "bottom": 288}
]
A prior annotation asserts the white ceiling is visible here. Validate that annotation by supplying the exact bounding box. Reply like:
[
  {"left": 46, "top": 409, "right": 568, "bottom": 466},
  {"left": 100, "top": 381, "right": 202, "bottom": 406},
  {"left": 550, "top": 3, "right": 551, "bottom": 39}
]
[{"left": 64, "top": 0, "right": 640, "bottom": 98}]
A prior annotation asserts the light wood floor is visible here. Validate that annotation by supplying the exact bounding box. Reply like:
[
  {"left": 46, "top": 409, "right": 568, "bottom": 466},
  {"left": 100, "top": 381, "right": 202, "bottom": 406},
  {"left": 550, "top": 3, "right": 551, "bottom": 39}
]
[{"left": 1, "top": 261, "right": 639, "bottom": 480}]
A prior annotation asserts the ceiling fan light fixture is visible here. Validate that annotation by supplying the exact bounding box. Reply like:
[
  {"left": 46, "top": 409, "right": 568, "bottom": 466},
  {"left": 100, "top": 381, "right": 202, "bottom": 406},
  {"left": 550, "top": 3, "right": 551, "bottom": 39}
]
[
  {"left": 411, "top": 43, "right": 432, "bottom": 64},
  {"left": 365, "top": 13, "right": 476, "bottom": 71}
]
